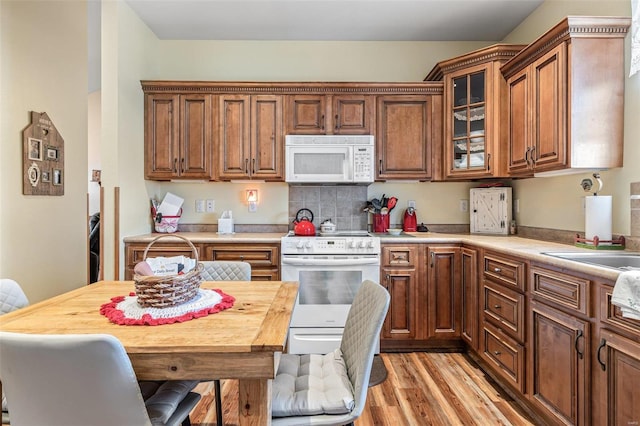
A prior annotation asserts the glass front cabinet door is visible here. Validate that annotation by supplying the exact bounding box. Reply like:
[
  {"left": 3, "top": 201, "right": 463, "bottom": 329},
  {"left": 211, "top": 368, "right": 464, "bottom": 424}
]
[{"left": 425, "top": 44, "right": 525, "bottom": 180}]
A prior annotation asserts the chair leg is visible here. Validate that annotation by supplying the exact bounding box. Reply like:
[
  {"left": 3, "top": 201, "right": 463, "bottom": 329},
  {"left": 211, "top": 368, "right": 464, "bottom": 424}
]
[{"left": 215, "top": 379, "right": 223, "bottom": 425}]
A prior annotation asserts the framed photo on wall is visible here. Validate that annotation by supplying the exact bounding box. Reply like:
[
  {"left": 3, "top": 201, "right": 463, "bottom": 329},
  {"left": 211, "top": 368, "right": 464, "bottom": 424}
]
[
  {"left": 46, "top": 147, "right": 59, "bottom": 161},
  {"left": 53, "top": 169, "right": 62, "bottom": 186},
  {"left": 28, "top": 137, "right": 42, "bottom": 161},
  {"left": 41, "top": 170, "right": 50, "bottom": 183}
]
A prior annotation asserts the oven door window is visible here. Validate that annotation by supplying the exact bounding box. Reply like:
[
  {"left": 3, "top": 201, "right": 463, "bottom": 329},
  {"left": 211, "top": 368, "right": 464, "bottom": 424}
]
[{"left": 298, "top": 270, "right": 361, "bottom": 305}]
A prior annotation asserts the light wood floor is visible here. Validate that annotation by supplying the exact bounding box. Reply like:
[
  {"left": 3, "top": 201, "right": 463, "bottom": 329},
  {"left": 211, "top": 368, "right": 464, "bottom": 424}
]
[{"left": 189, "top": 352, "right": 537, "bottom": 425}]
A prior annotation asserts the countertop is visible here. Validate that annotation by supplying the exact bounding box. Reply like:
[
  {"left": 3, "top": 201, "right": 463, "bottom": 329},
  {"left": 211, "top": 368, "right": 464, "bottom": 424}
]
[{"left": 124, "top": 231, "right": 636, "bottom": 282}]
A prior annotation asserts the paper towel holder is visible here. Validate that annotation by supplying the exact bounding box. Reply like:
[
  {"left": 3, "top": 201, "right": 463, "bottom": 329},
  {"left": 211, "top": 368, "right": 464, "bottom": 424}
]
[{"left": 580, "top": 172, "right": 603, "bottom": 196}]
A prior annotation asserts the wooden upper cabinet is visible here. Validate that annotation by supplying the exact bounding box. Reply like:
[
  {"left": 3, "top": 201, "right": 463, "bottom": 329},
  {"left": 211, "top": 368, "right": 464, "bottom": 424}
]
[
  {"left": 376, "top": 95, "right": 439, "bottom": 180},
  {"left": 501, "top": 16, "right": 630, "bottom": 177},
  {"left": 285, "top": 94, "right": 373, "bottom": 135},
  {"left": 425, "top": 44, "right": 525, "bottom": 180},
  {"left": 217, "top": 94, "right": 284, "bottom": 181},
  {"left": 145, "top": 93, "right": 213, "bottom": 180}
]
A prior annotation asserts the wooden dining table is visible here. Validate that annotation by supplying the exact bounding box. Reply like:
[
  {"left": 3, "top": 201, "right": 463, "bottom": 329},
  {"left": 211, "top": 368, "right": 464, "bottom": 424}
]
[{"left": 0, "top": 280, "right": 299, "bottom": 425}]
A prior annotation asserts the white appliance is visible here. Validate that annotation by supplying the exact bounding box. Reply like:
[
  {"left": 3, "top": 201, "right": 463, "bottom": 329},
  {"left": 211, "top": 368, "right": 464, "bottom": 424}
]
[
  {"left": 285, "top": 135, "right": 375, "bottom": 184},
  {"left": 470, "top": 187, "right": 512, "bottom": 235},
  {"left": 281, "top": 231, "right": 381, "bottom": 354}
]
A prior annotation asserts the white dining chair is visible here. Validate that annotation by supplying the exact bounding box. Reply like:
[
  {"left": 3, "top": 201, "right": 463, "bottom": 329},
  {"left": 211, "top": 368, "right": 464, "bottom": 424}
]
[
  {"left": 0, "top": 278, "right": 29, "bottom": 424},
  {"left": 199, "top": 260, "right": 252, "bottom": 425},
  {"left": 0, "top": 332, "right": 201, "bottom": 426},
  {"left": 271, "top": 279, "right": 390, "bottom": 426}
]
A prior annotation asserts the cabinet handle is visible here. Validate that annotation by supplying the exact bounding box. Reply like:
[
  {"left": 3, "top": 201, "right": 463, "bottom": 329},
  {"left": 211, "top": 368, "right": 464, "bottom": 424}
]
[
  {"left": 574, "top": 330, "right": 584, "bottom": 359},
  {"left": 334, "top": 114, "right": 339, "bottom": 131},
  {"left": 379, "top": 159, "right": 383, "bottom": 175},
  {"left": 430, "top": 251, "right": 435, "bottom": 268},
  {"left": 173, "top": 158, "right": 178, "bottom": 173},
  {"left": 245, "top": 158, "right": 249, "bottom": 174},
  {"left": 487, "top": 153, "right": 491, "bottom": 172},
  {"left": 494, "top": 304, "right": 501, "bottom": 309},
  {"left": 493, "top": 267, "right": 502, "bottom": 273},
  {"left": 530, "top": 146, "right": 536, "bottom": 166},
  {"left": 240, "top": 255, "right": 245, "bottom": 261},
  {"left": 321, "top": 114, "right": 325, "bottom": 130},
  {"left": 525, "top": 147, "right": 531, "bottom": 168},
  {"left": 493, "top": 351, "right": 501, "bottom": 356},
  {"left": 252, "top": 158, "right": 256, "bottom": 175},
  {"left": 385, "top": 274, "right": 390, "bottom": 284},
  {"left": 597, "top": 338, "right": 607, "bottom": 371},
  {"left": 181, "top": 158, "right": 185, "bottom": 173}
]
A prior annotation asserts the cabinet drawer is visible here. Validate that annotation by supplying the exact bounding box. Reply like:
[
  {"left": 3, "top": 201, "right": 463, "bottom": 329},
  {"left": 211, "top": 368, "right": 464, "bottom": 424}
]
[
  {"left": 531, "top": 266, "right": 590, "bottom": 316},
  {"left": 483, "top": 280, "right": 525, "bottom": 342},
  {"left": 204, "top": 245, "right": 279, "bottom": 267},
  {"left": 483, "top": 253, "right": 526, "bottom": 291},
  {"left": 600, "top": 284, "right": 640, "bottom": 337},
  {"left": 382, "top": 246, "right": 417, "bottom": 267},
  {"left": 482, "top": 321, "right": 526, "bottom": 393}
]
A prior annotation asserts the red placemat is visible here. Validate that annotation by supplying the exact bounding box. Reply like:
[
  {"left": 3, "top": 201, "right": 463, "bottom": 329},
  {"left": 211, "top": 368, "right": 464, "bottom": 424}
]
[{"left": 100, "top": 288, "right": 235, "bottom": 326}]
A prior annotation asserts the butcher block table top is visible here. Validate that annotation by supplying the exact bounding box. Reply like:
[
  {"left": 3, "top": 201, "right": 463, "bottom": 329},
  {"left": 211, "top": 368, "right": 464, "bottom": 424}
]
[{"left": 0, "top": 280, "right": 299, "bottom": 425}]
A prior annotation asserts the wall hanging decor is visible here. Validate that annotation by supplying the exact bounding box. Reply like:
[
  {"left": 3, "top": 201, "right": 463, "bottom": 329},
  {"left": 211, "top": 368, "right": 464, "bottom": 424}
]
[{"left": 22, "top": 111, "right": 64, "bottom": 196}]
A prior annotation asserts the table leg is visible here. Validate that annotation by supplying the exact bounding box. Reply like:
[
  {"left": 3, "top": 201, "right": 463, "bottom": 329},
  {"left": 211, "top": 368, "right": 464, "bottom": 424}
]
[{"left": 238, "top": 378, "right": 272, "bottom": 426}]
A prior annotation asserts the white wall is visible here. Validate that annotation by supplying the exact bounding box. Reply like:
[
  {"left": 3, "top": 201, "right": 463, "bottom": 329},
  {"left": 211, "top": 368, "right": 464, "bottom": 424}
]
[
  {"left": 88, "top": 90, "right": 101, "bottom": 214},
  {"left": 502, "top": 0, "right": 638, "bottom": 236},
  {"left": 0, "top": 0, "right": 88, "bottom": 302}
]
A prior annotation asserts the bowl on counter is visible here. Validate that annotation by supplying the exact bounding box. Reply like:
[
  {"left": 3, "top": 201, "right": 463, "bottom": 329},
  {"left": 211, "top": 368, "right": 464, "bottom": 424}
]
[{"left": 386, "top": 228, "right": 402, "bottom": 236}]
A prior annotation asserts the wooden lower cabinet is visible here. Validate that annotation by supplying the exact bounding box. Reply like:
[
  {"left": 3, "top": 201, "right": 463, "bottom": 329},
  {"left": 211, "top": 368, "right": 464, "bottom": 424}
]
[
  {"left": 595, "top": 330, "right": 640, "bottom": 426},
  {"left": 380, "top": 245, "right": 426, "bottom": 348},
  {"left": 203, "top": 244, "right": 279, "bottom": 281},
  {"left": 426, "top": 245, "right": 461, "bottom": 340},
  {"left": 124, "top": 241, "right": 279, "bottom": 281},
  {"left": 481, "top": 320, "right": 526, "bottom": 393},
  {"left": 529, "top": 299, "right": 590, "bottom": 425}
]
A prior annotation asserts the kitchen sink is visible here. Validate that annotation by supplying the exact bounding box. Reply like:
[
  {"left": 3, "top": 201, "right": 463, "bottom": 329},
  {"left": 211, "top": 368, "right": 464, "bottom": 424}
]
[{"left": 541, "top": 251, "right": 640, "bottom": 270}]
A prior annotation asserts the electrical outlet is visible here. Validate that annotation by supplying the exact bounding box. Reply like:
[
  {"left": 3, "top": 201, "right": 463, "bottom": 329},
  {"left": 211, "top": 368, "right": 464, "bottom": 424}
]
[
  {"left": 407, "top": 200, "right": 416, "bottom": 208},
  {"left": 206, "top": 199, "right": 215, "bottom": 213},
  {"left": 459, "top": 199, "right": 468, "bottom": 212},
  {"left": 195, "top": 199, "right": 205, "bottom": 213}
]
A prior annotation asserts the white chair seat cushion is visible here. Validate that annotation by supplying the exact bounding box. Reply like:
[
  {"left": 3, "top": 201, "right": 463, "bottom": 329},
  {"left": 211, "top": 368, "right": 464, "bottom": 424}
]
[
  {"left": 143, "top": 380, "right": 199, "bottom": 424},
  {"left": 272, "top": 349, "right": 355, "bottom": 417}
]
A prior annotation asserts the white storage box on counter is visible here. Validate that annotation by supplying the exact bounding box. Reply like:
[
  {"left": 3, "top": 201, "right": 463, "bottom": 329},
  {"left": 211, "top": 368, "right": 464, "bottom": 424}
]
[{"left": 470, "top": 187, "right": 512, "bottom": 235}]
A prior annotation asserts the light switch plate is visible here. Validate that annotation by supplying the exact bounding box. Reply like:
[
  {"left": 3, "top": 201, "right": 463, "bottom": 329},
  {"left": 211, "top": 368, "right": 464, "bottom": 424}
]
[{"left": 195, "top": 199, "right": 205, "bottom": 213}]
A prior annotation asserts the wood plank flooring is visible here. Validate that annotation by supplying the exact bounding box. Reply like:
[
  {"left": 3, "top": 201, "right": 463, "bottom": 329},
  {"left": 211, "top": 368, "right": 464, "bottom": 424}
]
[{"left": 189, "top": 352, "right": 536, "bottom": 425}]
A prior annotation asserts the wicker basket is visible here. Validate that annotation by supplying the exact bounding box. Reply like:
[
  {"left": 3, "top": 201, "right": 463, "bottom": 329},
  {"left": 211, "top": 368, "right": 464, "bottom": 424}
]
[{"left": 134, "top": 234, "right": 203, "bottom": 308}]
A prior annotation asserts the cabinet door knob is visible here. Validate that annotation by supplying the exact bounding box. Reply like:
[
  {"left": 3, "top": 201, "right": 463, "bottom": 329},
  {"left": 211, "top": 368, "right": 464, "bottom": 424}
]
[
  {"left": 494, "top": 304, "right": 501, "bottom": 309},
  {"left": 493, "top": 351, "right": 501, "bottom": 356},
  {"left": 493, "top": 267, "right": 502, "bottom": 273}
]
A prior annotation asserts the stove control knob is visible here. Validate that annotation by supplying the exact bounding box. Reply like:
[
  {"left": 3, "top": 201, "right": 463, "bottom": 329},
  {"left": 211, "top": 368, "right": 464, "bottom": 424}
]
[
  {"left": 359, "top": 240, "right": 367, "bottom": 248},
  {"left": 305, "top": 241, "right": 313, "bottom": 249},
  {"left": 349, "top": 240, "right": 357, "bottom": 248},
  {"left": 368, "top": 240, "right": 375, "bottom": 248},
  {"left": 296, "top": 241, "right": 305, "bottom": 249}
]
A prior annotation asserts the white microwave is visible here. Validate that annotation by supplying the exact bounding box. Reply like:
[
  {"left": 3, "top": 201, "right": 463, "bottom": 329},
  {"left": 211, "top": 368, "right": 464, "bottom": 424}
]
[{"left": 285, "top": 135, "right": 375, "bottom": 184}]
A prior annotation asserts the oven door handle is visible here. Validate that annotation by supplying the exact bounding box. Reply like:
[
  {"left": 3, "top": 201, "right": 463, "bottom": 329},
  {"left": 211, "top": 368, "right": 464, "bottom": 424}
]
[{"left": 281, "top": 257, "right": 380, "bottom": 266}]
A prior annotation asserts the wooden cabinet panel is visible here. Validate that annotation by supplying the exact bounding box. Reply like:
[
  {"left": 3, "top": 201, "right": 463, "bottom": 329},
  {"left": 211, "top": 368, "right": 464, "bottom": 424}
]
[
  {"left": 426, "top": 246, "right": 461, "bottom": 339},
  {"left": 145, "top": 94, "right": 212, "bottom": 180},
  {"left": 461, "top": 247, "right": 478, "bottom": 349},
  {"left": 597, "top": 330, "right": 640, "bottom": 426},
  {"left": 483, "top": 252, "right": 526, "bottom": 291},
  {"left": 530, "top": 44, "right": 566, "bottom": 173},
  {"left": 382, "top": 246, "right": 417, "bottom": 267},
  {"left": 145, "top": 94, "right": 180, "bottom": 180},
  {"left": 529, "top": 300, "right": 589, "bottom": 426},
  {"left": 506, "top": 69, "right": 530, "bottom": 174},
  {"left": 203, "top": 244, "right": 279, "bottom": 281},
  {"left": 332, "top": 95, "right": 373, "bottom": 134},
  {"left": 531, "top": 265, "right": 590, "bottom": 316},
  {"left": 381, "top": 268, "right": 419, "bottom": 340},
  {"left": 483, "top": 279, "right": 525, "bottom": 342},
  {"left": 599, "top": 284, "right": 640, "bottom": 338},
  {"left": 217, "top": 95, "right": 283, "bottom": 181},
  {"left": 376, "top": 95, "right": 434, "bottom": 180},
  {"left": 481, "top": 321, "right": 525, "bottom": 393},
  {"left": 286, "top": 95, "right": 327, "bottom": 134}
]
